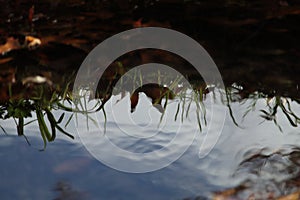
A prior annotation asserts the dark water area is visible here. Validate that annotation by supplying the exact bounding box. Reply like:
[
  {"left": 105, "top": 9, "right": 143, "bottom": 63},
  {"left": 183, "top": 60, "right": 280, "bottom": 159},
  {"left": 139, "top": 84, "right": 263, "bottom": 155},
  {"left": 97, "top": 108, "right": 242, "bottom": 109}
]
[
  {"left": 1, "top": 0, "right": 300, "bottom": 199},
  {"left": 0, "top": 0, "right": 299, "bottom": 99}
]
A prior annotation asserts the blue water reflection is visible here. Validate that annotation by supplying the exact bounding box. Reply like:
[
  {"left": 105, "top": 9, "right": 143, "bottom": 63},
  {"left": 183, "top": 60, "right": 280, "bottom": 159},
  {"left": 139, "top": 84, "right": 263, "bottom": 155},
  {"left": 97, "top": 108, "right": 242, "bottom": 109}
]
[{"left": 0, "top": 95, "right": 300, "bottom": 199}]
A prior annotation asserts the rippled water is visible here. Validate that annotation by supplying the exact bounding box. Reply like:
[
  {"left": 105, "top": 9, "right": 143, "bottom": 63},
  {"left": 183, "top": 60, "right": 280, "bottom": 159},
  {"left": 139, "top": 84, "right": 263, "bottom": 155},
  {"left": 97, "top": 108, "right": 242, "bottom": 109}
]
[
  {"left": 1, "top": 93, "right": 299, "bottom": 199},
  {"left": 1, "top": 0, "right": 300, "bottom": 199}
]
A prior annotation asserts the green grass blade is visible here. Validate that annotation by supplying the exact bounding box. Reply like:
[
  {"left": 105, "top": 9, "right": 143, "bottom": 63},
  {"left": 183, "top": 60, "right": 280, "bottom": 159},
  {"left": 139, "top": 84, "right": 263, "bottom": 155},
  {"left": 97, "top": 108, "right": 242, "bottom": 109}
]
[{"left": 55, "top": 125, "right": 74, "bottom": 139}]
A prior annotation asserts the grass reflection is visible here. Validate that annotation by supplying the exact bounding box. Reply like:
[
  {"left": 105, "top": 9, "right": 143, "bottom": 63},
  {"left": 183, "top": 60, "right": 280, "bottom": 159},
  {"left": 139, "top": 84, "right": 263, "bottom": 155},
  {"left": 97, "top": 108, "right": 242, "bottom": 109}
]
[
  {"left": 0, "top": 82, "right": 74, "bottom": 150},
  {"left": 0, "top": 66, "right": 299, "bottom": 148},
  {"left": 260, "top": 96, "right": 300, "bottom": 132}
]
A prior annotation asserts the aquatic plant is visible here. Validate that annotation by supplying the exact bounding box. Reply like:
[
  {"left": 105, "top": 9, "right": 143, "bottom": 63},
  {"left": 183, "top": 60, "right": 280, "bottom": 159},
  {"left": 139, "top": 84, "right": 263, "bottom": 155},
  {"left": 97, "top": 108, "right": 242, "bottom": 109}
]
[
  {"left": 0, "top": 82, "right": 74, "bottom": 150},
  {"left": 1, "top": 62, "right": 300, "bottom": 149},
  {"left": 260, "top": 96, "right": 300, "bottom": 132}
]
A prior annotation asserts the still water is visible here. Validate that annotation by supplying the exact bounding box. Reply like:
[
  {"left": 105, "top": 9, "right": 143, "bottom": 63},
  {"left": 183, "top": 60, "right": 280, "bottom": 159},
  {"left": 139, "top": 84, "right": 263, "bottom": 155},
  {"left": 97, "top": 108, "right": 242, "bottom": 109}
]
[{"left": 0, "top": 92, "right": 299, "bottom": 199}]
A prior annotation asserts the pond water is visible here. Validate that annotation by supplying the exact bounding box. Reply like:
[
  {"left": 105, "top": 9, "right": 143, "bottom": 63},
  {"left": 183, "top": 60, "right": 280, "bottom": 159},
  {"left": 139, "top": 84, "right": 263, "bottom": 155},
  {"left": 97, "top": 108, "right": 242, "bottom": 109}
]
[
  {"left": 1, "top": 0, "right": 300, "bottom": 199},
  {"left": 1, "top": 93, "right": 299, "bottom": 199}
]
